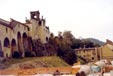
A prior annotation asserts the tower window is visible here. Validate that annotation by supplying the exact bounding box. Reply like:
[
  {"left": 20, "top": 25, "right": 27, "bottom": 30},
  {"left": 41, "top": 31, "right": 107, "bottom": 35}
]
[
  {"left": 39, "top": 21, "right": 42, "bottom": 25},
  {"left": 92, "top": 57, "right": 94, "bottom": 60},
  {"left": 28, "top": 28, "right": 30, "bottom": 31},
  {"left": 34, "top": 15, "right": 37, "bottom": 18}
]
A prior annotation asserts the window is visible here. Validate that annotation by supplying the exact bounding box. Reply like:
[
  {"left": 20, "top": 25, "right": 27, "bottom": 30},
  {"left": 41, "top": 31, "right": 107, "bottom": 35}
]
[
  {"left": 6, "top": 28, "right": 8, "bottom": 33},
  {"left": 46, "top": 37, "right": 48, "bottom": 42},
  {"left": 34, "top": 15, "right": 37, "bottom": 18},
  {"left": 92, "top": 57, "right": 94, "bottom": 60},
  {"left": 28, "top": 27, "right": 30, "bottom": 31},
  {"left": 39, "top": 21, "right": 42, "bottom": 25}
]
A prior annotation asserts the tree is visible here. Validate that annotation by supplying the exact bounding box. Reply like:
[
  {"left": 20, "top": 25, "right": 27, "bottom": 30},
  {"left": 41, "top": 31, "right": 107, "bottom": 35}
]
[
  {"left": 48, "top": 33, "right": 55, "bottom": 45},
  {"left": 71, "top": 39, "right": 81, "bottom": 49},
  {"left": 63, "top": 31, "right": 74, "bottom": 39},
  {"left": 63, "top": 31, "right": 75, "bottom": 45},
  {"left": 63, "top": 49, "right": 77, "bottom": 65}
]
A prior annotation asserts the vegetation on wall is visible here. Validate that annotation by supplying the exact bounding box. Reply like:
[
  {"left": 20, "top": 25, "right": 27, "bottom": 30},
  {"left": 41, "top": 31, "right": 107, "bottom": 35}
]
[{"left": 14, "top": 30, "right": 101, "bottom": 65}]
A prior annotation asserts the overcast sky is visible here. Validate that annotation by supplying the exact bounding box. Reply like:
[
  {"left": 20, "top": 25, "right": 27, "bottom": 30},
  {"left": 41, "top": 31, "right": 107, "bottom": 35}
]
[{"left": 0, "top": 0, "right": 113, "bottom": 42}]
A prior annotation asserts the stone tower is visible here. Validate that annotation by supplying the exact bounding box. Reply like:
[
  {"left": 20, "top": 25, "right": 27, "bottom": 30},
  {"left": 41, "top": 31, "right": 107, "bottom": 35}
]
[{"left": 30, "top": 11, "right": 40, "bottom": 20}]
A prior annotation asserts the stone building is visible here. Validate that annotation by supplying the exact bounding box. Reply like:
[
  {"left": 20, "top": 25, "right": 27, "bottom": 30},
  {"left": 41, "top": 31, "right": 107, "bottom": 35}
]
[
  {"left": 26, "top": 11, "right": 50, "bottom": 43},
  {"left": 98, "top": 39, "right": 113, "bottom": 60},
  {"left": 76, "top": 39, "right": 113, "bottom": 61},
  {"left": 0, "top": 10, "right": 50, "bottom": 58},
  {"left": 76, "top": 48, "right": 99, "bottom": 62}
]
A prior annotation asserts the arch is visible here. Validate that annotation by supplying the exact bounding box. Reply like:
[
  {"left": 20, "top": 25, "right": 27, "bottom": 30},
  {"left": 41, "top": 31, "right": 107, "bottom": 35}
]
[
  {"left": 17, "top": 32, "right": 21, "bottom": 39},
  {"left": 46, "top": 37, "right": 49, "bottom": 42},
  {"left": 11, "top": 39, "right": 17, "bottom": 57},
  {"left": 17, "top": 32, "right": 22, "bottom": 55},
  {"left": 4, "top": 37, "right": 10, "bottom": 47},
  {"left": 4, "top": 37, "right": 10, "bottom": 57},
  {"left": 11, "top": 39, "right": 16, "bottom": 46},
  {"left": 23, "top": 32, "right": 28, "bottom": 52},
  {"left": 23, "top": 32, "right": 27, "bottom": 38}
]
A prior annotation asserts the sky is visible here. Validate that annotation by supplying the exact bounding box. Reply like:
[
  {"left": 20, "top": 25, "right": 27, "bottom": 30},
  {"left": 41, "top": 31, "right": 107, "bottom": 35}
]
[{"left": 0, "top": 0, "right": 113, "bottom": 42}]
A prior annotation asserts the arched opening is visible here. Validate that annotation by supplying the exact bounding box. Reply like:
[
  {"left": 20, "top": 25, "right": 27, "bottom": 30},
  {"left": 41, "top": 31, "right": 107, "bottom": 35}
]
[
  {"left": 17, "top": 32, "right": 23, "bottom": 56},
  {"left": 11, "top": 39, "right": 17, "bottom": 57},
  {"left": 23, "top": 32, "right": 28, "bottom": 52},
  {"left": 4, "top": 37, "right": 10, "bottom": 57},
  {"left": 46, "top": 37, "right": 49, "bottom": 42},
  {"left": 4, "top": 38, "right": 10, "bottom": 47},
  {"left": 92, "top": 57, "right": 94, "bottom": 60},
  {"left": 0, "top": 40, "right": 3, "bottom": 57}
]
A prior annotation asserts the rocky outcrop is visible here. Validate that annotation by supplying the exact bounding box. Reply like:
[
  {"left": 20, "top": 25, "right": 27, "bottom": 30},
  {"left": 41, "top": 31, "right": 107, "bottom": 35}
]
[{"left": 27, "top": 37, "right": 56, "bottom": 57}]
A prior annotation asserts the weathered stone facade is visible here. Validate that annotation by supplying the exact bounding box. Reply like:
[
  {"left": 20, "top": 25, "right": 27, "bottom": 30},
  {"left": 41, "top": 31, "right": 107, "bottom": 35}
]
[
  {"left": 76, "top": 48, "right": 99, "bottom": 62},
  {"left": 76, "top": 39, "right": 113, "bottom": 61},
  {"left": 26, "top": 11, "right": 50, "bottom": 43},
  {"left": 98, "top": 39, "right": 113, "bottom": 60},
  {"left": 0, "top": 11, "right": 50, "bottom": 58}
]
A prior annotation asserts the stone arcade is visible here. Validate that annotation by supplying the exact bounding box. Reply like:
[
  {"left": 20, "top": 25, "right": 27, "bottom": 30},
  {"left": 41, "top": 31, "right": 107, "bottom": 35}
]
[{"left": 0, "top": 11, "right": 50, "bottom": 58}]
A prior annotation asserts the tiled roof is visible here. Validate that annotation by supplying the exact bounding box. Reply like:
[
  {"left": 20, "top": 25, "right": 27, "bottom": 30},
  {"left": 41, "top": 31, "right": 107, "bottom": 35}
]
[
  {"left": 9, "top": 18, "right": 29, "bottom": 28},
  {"left": 0, "top": 18, "right": 29, "bottom": 29},
  {"left": 104, "top": 39, "right": 113, "bottom": 46},
  {"left": 0, "top": 18, "right": 10, "bottom": 24},
  {"left": 0, "top": 18, "right": 12, "bottom": 29}
]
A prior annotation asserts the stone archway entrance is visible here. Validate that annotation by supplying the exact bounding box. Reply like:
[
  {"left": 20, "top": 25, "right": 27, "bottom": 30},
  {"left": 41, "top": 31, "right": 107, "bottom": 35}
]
[
  {"left": 23, "top": 32, "right": 28, "bottom": 51},
  {"left": 17, "top": 32, "right": 23, "bottom": 57},
  {"left": 11, "top": 39, "right": 17, "bottom": 57},
  {"left": 4, "top": 37, "right": 10, "bottom": 57}
]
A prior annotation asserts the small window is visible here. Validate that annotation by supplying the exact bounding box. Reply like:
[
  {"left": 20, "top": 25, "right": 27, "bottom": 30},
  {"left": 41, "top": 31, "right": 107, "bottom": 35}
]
[
  {"left": 92, "top": 57, "right": 94, "bottom": 60},
  {"left": 28, "top": 27, "right": 30, "bottom": 31},
  {"left": 39, "top": 21, "right": 42, "bottom": 25},
  {"left": 34, "top": 15, "right": 37, "bottom": 18},
  {"left": 6, "top": 28, "right": 8, "bottom": 33},
  {"left": 46, "top": 37, "right": 48, "bottom": 42}
]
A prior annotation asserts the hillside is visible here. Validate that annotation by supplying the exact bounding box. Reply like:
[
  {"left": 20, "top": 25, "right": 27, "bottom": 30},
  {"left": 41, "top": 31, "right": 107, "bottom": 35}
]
[
  {"left": 3, "top": 56, "right": 70, "bottom": 69},
  {"left": 86, "top": 38, "right": 105, "bottom": 46}
]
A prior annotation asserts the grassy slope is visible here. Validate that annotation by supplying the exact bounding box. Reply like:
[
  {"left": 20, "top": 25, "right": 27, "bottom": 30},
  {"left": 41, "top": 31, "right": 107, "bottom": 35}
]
[{"left": 5, "top": 56, "right": 70, "bottom": 68}]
